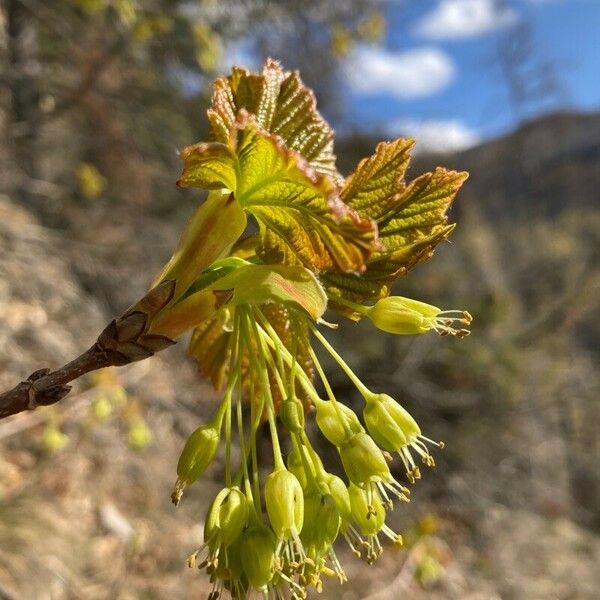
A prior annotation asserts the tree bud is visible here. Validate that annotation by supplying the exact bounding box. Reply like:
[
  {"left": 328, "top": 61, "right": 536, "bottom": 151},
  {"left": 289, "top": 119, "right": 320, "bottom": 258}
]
[
  {"left": 348, "top": 483, "right": 385, "bottom": 536},
  {"left": 339, "top": 432, "right": 391, "bottom": 486},
  {"left": 265, "top": 469, "right": 304, "bottom": 539},
  {"left": 280, "top": 397, "right": 305, "bottom": 432},
  {"left": 240, "top": 524, "right": 276, "bottom": 590},
  {"left": 313, "top": 397, "right": 363, "bottom": 446}
]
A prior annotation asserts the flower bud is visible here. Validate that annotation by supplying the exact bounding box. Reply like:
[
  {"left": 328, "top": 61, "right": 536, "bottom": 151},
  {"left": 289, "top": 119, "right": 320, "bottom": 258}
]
[
  {"left": 365, "top": 296, "right": 472, "bottom": 337},
  {"left": 363, "top": 395, "right": 408, "bottom": 452},
  {"left": 280, "top": 397, "right": 305, "bottom": 433},
  {"left": 364, "top": 393, "right": 442, "bottom": 483},
  {"left": 368, "top": 393, "right": 420, "bottom": 443},
  {"left": 301, "top": 488, "right": 340, "bottom": 554},
  {"left": 240, "top": 523, "right": 276, "bottom": 590},
  {"left": 287, "top": 442, "right": 323, "bottom": 489},
  {"left": 365, "top": 296, "right": 438, "bottom": 335},
  {"left": 313, "top": 397, "right": 363, "bottom": 446},
  {"left": 204, "top": 486, "right": 249, "bottom": 547},
  {"left": 214, "top": 537, "right": 244, "bottom": 583},
  {"left": 339, "top": 432, "right": 391, "bottom": 486},
  {"left": 173, "top": 423, "right": 220, "bottom": 504},
  {"left": 348, "top": 483, "right": 385, "bottom": 536},
  {"left": 265, "top": 469, "right": 304, "bottom": 539},
  {"left": 324, "top": 473, "right": 352, "bottom": 527}
]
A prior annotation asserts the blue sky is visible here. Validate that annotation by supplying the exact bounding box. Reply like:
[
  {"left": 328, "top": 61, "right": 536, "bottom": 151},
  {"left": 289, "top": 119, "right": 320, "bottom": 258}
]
[{"left": 340, "top": 0, "right": 600, "bottom": 152}]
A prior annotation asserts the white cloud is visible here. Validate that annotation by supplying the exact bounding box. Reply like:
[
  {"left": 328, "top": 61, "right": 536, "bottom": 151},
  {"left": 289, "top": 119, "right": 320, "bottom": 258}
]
[
  {"left": 415, "top": 0, "right": 518, "bottom": 40},
  {"left": 390, "top": 119, "right": 481, "bottom": 154},
  {"left": 346, "top": 46, "right": 455, "bottom": 99}
]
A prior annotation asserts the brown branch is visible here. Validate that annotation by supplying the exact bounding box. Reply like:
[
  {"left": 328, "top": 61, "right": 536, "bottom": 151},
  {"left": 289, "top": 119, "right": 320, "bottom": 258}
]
[
  {"left": 0, "top": 343, "right": 115, "bottom": 419},
  {"left": 0, "top": 280, "right": 177, "bottom": 421}
]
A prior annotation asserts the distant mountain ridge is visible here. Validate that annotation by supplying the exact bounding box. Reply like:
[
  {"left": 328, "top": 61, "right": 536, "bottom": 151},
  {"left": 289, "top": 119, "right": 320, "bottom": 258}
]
[{"left": 338, "top": 111, "right": 600, "bottom": 220}]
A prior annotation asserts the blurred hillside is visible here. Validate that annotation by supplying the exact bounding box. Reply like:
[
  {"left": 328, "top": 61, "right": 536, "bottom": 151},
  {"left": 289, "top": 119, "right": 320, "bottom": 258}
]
[
  {"left": 1, "top": 106, "right": 599, "bottom": 599},
  {"left": 339, "top": 111, "right": 600, "bottom": 217}
]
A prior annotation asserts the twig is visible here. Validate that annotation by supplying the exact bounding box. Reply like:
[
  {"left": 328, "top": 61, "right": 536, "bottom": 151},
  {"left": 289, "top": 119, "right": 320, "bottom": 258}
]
[
  {"left": 0, "top": 281, "right": 177, "bottom": 421},
  {"left": 0, "top": 343, "right": 115, "bottom": 420}
]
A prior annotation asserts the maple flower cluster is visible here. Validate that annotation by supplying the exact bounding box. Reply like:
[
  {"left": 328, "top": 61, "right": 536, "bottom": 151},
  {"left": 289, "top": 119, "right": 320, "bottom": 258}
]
[{"left": 144, "top": 59, "right": 471, "bottom": 599}]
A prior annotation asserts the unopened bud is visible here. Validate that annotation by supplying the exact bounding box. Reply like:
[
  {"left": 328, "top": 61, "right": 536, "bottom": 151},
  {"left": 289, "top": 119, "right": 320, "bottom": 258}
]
[
  {"left": 339, "top": 432, "right": 391, "bottom": 486},
  {"left": 280, "top": 397, "right": 305, "bottom": 433},
  {"left": 204, "top": 486, "right": 249, "bottom": 546},
  {"left": 173, "top": 423, "right": 220, "bottom": 504},
  {"left": 348, "top": 483, "right": 385, "bottom": 536},
  {"left": 265, "top": 468, "right": 304, "bottom": 539},
  {"left": 314, "top": 397, "right": 363, "bottom": 446},
  {"left": 240, "top": 524, "right": 277, "bottom": 590}
]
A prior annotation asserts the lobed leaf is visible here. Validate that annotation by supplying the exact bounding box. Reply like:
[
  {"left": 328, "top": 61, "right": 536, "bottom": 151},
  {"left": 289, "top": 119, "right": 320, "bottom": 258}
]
[
  {"left": 203, "top": 263, "right": 328, "bottom": 322},
  {"left": 178, "top": 113, "right": 379, "bottom": 274},
  {"left": 340, "top": 138, "right": 415, "bottom": 218},
  {"left": 208, "top": 58, "right": 341, "bottom": 183},
  {"left": 325, "top": 140, "right": 468, "bottom": 303},
  {"left": 188, "top": 316, "right": 233, "bottom": 391}
]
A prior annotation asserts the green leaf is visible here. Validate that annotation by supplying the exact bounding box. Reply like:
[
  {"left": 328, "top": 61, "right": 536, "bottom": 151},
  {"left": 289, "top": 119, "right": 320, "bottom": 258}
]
[
  {"left": 340, "top": 138, "right": 415, "bottom": 217},
  {"left": 149, "top": 262, "right": 327, "bottom": 340},
  {"left": 325, "top": 140, "right": 468, "bottom": 302},
  {"left": 373, "top": 167, "right": 467, "bottom": 266},
  {"left": 205, "top": 263, "right": 328, "bottom": 321},
  {"left": 177, "top": 114, "right": 378, "bottom": 274},
  {"left": 176, "top": 143, "right": 236, "bottom": 191},
  {"left": 208, "top": 58, "right": 341, "bottom": 183},
  {"left": 152, "top": 191, "right": 247, "bottom": 302}
]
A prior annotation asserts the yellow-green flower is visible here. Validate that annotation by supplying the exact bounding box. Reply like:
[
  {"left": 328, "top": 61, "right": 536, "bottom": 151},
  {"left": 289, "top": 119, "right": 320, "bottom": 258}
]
[
  {"left": 165, "top": 59, "right": 471, "bottom": 599},
  {"left": 365, "top": 296, "right": 472, "bottom": 337},
  {"left": 364, "top": 392, "right": 445, "bottom": 482}
]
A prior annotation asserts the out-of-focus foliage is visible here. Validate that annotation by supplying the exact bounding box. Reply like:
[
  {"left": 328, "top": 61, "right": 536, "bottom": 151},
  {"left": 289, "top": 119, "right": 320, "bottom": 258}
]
[{"left": 2, "top": 0, "right": 383, "bottom": 212}]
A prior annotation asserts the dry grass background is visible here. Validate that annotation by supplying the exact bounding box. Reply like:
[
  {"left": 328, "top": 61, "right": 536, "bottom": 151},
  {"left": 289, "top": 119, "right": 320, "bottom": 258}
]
[{"left": 1, "top": 188, "right": 599, "bottom": 599}]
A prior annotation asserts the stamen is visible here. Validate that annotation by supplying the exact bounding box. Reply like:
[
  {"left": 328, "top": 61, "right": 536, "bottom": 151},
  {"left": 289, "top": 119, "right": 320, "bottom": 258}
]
[
  {"left": 427, "top": 309, "right": 472, "bottom": 337},
  {"left": 381, "top": 524, "right": 403, "bottom": 545},
  {"left": 328, "top": 548, "right": 348, "bottom": 583},
  {"left": 375, "top": 481, "right": 394, "bottom": 510}
]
